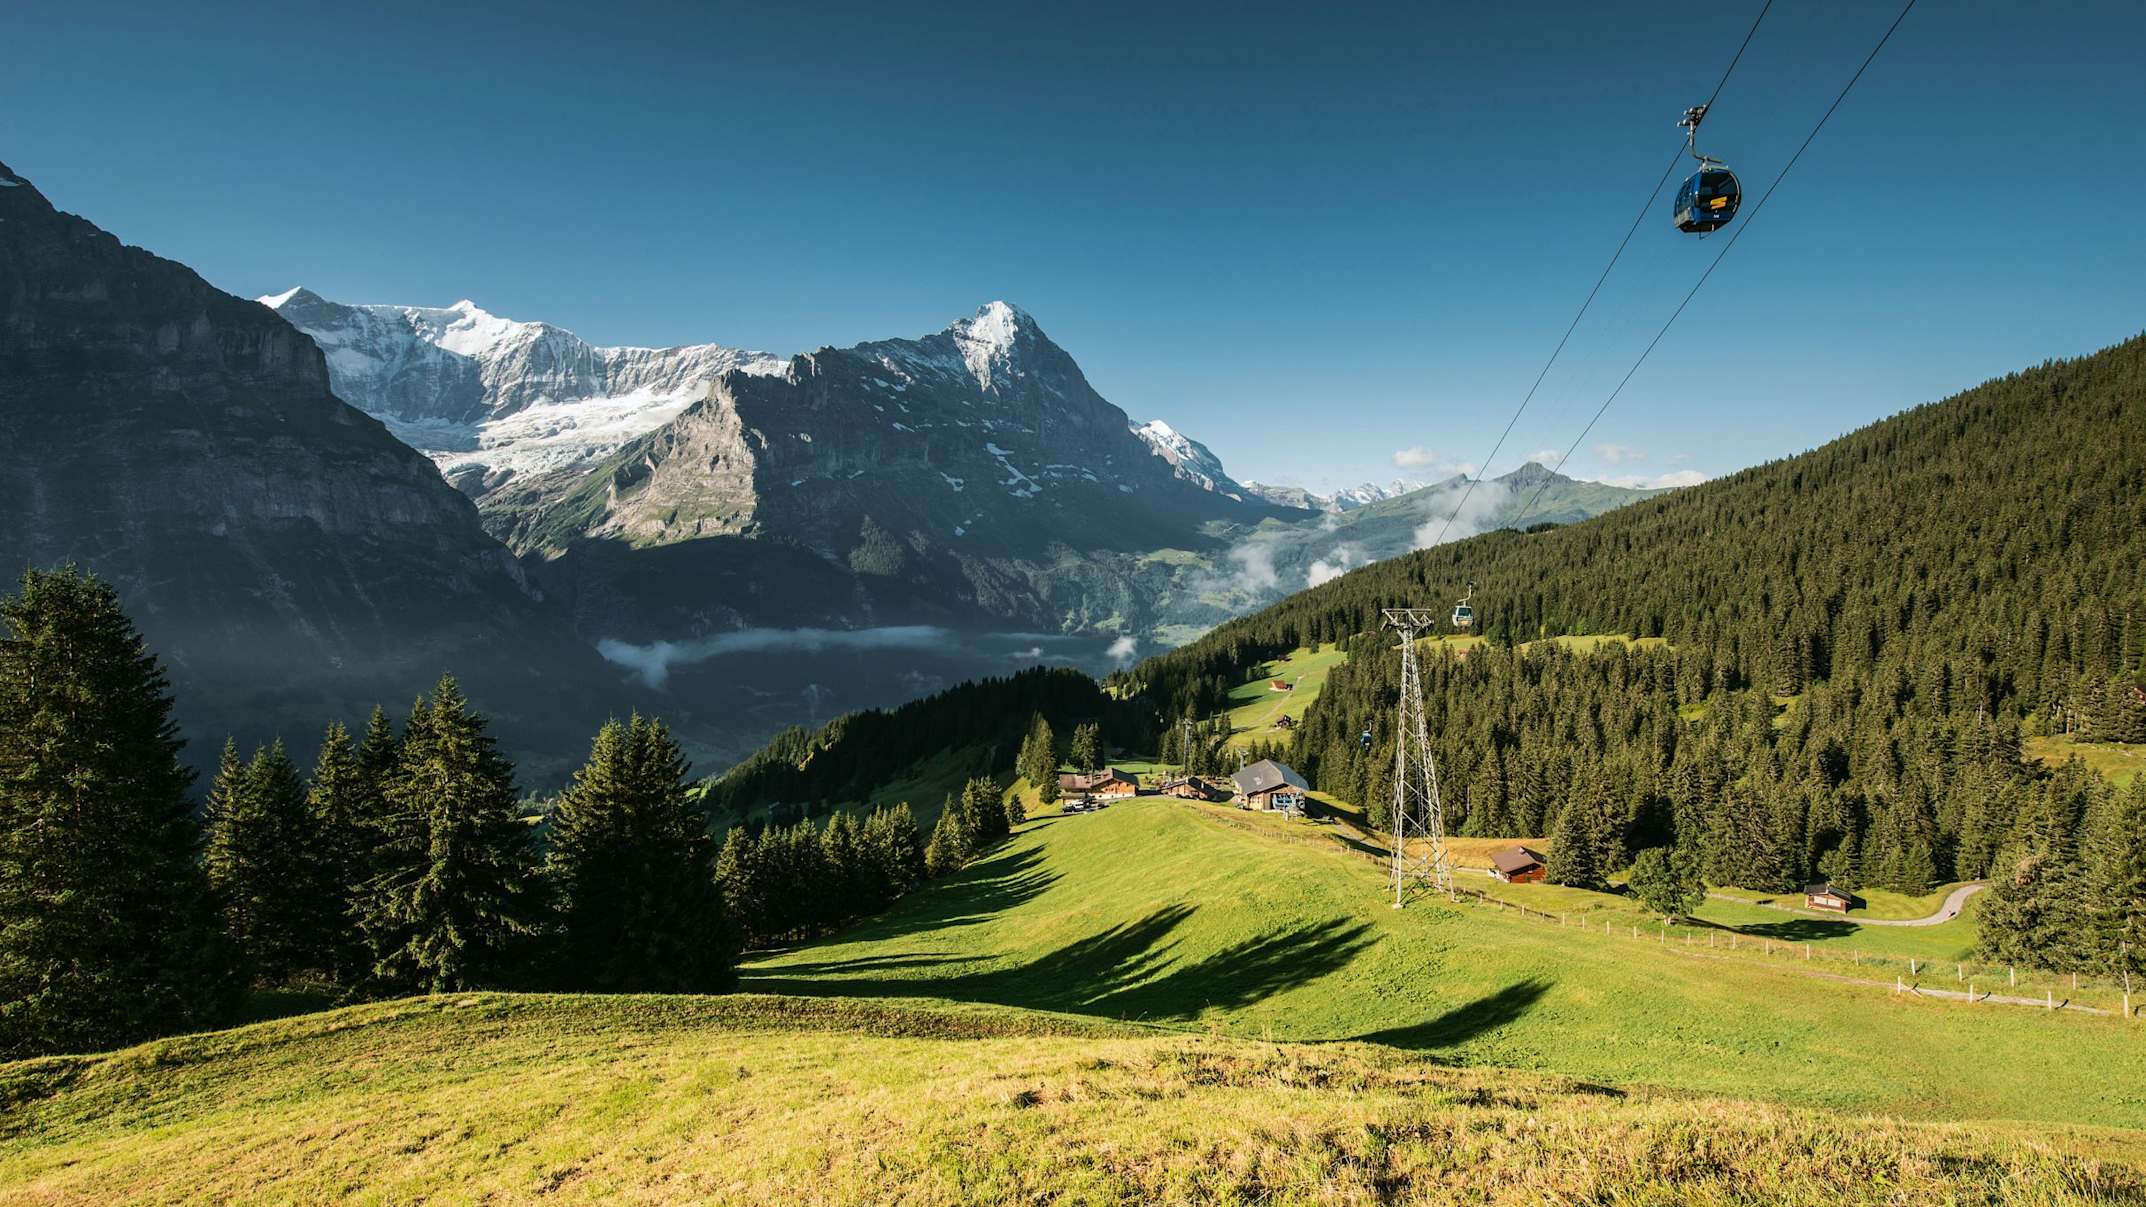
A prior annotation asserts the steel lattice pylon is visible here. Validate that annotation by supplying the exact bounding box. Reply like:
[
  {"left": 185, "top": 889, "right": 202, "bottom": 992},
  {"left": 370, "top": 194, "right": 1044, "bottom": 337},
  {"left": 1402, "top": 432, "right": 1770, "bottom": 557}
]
[{"left": 1382, "top": 608, "right": 1454, "bottom": 906}]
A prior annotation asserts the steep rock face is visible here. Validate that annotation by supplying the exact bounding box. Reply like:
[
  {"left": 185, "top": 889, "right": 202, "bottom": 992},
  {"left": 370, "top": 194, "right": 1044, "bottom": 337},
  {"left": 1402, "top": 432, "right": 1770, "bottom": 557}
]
[
  {"left": 497, "top": 303, "right": 1298, "bottom": 640},
  {"left": 1131, "top": 419, "right": 1244, "bottom": 497},
  {"left": 0, "top": 163, "right": 621, "bottom": 775},
  {"left": 262, "top": 288, "right": 785, "bottom": 486}
]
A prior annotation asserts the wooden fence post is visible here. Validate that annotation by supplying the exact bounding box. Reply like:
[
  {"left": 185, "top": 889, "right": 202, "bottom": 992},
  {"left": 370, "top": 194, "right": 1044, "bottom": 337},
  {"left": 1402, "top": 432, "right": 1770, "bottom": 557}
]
[{"left": 2010, "top": 966, "right": 2016, "bottom": 988}]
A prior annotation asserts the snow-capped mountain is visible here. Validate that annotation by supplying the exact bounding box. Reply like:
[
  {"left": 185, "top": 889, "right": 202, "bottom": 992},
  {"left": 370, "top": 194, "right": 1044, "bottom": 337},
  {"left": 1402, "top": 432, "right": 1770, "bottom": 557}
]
[
  {"left": 1242, "top": 478, "right": 1425, "bottom": 512},
  {"left": 1130, "top": 419, "right": 1247, "bottom": 498},
  {"left": 261, "top": 288, "right": 787, "bottom": 487}
]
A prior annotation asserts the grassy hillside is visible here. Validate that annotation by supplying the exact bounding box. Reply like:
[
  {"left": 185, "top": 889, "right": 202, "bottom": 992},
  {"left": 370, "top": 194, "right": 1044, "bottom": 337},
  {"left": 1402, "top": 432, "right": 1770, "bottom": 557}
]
[
  {"left": 6, "top": 994, "right": 2140, "bottom": 1205},
  {"left": 746, "top": 799, "right": 2146, "bottom": 1129}
]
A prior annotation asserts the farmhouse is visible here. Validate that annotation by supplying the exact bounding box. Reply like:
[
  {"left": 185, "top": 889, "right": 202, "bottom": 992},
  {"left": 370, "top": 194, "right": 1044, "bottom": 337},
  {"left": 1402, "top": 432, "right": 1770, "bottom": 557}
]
[
  {"left": 1270, "top": 679, "right": 1293, "bottom": 692},
  {"left": 1273, "top": 715, "right": 1296, "bottom": 731},
  {"left": 1156, "top": 775, "right": 1225, "bottom": 801},
  {"left": 1804, "top": 883, "right": 1852, "bottom": 913},
  {"left": 1232, "top": 759, "right": 1309, "bottom": 811},
  {"left": 1059, "top": 768, "right": 1140, "bottom": 799},
  {"left": 1490, "top": 845, "right": 1548, "bottom": 884}
]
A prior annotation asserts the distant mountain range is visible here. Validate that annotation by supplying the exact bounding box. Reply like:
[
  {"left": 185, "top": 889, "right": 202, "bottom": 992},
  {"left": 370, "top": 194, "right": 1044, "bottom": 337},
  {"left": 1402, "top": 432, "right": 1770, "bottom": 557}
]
[
  {"left": 0, "top": 157, "right": 1672, "bottom": 780},
  {"left": 268, "top": 290, "right": 1665, "bottom": 647},
  {"left": 0, "top": 162, "right": 627, "bottom": 781}
]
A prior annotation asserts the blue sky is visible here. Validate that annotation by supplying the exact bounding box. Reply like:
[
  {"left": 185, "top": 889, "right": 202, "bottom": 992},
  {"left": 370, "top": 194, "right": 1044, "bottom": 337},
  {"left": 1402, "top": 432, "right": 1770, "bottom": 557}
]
[{"left": 7, "top": 0, "right": 2142, "bottom": 493}]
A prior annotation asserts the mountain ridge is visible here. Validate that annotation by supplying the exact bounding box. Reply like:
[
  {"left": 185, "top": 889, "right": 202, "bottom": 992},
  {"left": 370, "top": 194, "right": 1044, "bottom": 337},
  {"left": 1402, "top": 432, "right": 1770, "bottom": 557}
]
[{"left": 0, "top": 163, "right": 629, "bottom": 778}]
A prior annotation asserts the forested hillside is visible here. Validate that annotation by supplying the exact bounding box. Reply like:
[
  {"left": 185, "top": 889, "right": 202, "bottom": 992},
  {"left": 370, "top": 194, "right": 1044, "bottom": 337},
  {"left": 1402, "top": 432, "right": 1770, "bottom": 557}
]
[{"left": 1112, "top": 336, "right": 2146, "bottom": 956}]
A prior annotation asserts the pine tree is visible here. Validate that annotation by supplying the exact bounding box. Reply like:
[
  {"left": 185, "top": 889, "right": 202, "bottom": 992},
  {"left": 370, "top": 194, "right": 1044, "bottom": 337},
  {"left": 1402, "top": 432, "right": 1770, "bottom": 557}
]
[
  {"left": 1546, "top": 792, "right": 1611, "bottom": 891},
  {"left": 714, "top": 827, "right": 770, "bottom": 949},
  {"left": 864, "top": 804, "right": 925, "bottom": 900},
  {"left": 1017, "top": 714, "right": 1056, "bottom": 790},
  {"left": 924, "top": 799, "right": 971, "bottom": 878},
  {"left": 0, "top": 567, "right": 236, "bottom": 1058},
  {"left": 960, "top": 777, "right": 1007, "bottom": 849},
  {"left": 204, "top": 741, "right": 325, "bottom": 983},
  {"left": 1069, "top": 722, "right": 1104, "bottom": 773},
  {"left": 547, "top": 716, "right": 733, "bottom": 993},
  {"left": 307, "top": 722, "right": 371, "bottom": 983},
  {"left": 368, "top": 676, "right": 536, "bottom": 993},
  {"left": 2098, "top": 777, "right": 2146, "bottom": 1011}
]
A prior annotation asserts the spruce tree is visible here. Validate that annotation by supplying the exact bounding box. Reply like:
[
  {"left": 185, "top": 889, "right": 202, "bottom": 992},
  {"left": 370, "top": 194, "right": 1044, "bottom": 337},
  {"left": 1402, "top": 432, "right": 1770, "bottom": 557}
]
[
  {"left": 546, "top": 716, "right": 732, "bottom": 992},
  {"left": 960, "top": 777, "right": 1007, "bottom": 849},
  {"left": 864, "top": 804, "right": 924, "bottom": 900},
  {"left": 1018, "top": 714, "right": 1056, "bottom": 789},
  {"left": 924, "top": 799, "right": 971, "bottom": 878},
  {"left": 714, "top": 827, "right": 770, "bottom": 950},
  {"left": 368, "top": 676, "right": 536, "bottom": 993},
  {"left": 307, "top": 722, "right": 372, "bottom": 983},
  {"left": 1069, "top": 722, "right": 1104, "bottom": 773},
  {"left": 0, "top": 567, "right": 235, "bottom": 1058},
  {"left": 2099, "top": 777, "right": 2146, "bottom": 1010},
  {"left": 204, "top": 741, "right": 324, "bottom": 983},
  {"left": 1546, "top": 794, "right": 1611, "bottom": 891}
]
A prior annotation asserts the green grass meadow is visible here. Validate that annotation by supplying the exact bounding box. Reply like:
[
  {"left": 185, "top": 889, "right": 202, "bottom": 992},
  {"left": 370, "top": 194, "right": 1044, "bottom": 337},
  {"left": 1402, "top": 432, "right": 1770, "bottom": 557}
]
[{"left": 745, "top": 798, "right": 2146, "bottom": 1129}]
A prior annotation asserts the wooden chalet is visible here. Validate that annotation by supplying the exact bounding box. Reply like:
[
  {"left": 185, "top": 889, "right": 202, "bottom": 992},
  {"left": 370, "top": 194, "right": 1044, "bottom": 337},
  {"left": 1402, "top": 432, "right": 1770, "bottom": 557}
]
[
  {"left": 1269, "top": 679, "right": 1293, "bottom": 692},
  {"left": 1804, "top": 883, "right": 1853, "bottom": 913},
  {"left": 1232, "top": 759, "right": 1309, "bottom": 811},
  {"left": 1058, "top": 768, "right": 1140, "bottom": 799},
  {"left": 1489, "top": 845, "right": 1547, "bottom": 884},
  {"left": 1156, "top": 775, "right": 1225, "bottom": 801},
  {"left": 1273, "top": 714, "right": 1296, "bottom": 731}
]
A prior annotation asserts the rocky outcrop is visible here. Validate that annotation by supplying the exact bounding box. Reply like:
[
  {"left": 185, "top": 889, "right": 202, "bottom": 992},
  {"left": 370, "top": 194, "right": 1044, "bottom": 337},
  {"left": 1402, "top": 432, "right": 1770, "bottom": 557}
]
[{"left": 0, "top": 162, "right": 623, "bottom": 776}]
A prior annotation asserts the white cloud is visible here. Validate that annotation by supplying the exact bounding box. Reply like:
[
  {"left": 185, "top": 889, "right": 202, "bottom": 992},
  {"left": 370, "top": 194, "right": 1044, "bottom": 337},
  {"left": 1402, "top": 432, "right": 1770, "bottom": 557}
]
[
  {"left": 598, "top": 625, "right": 953, "bottom": 689},
  {"left": 1412, "top": 480, "right": 1512, "bottom": 549},
  {"left": 1594, "top": 442, "right": 1646, "bottom": 465},
  {"left": 1392, "top": 445, "right": 1439, "bottom": 469},
  {"left": 1226, "top": 534, "right": 1282, "bottom": 592},
  {"left": 1526, "top": 449, "right": 1561, "bottom": 466},
  {"left": 1601, "top": 469, "right": 1709, "bottom": 490},
  {"left": 1306, "top": 543, "right": 1363, "bottom": 588},
  {"left": 1106, "top": 635, "right": 1138, "bottom": 665}
]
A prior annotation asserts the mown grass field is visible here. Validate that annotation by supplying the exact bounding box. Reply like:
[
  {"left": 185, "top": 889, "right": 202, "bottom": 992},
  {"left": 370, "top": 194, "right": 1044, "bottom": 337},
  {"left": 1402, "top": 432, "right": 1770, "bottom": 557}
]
[
  {"left": 1219, "top": 644, "right": 1350, "bottom": 745},
  {"left": 6, "top": 995, "right": 2141, "bottom": 1206},
  {"left": 1220, "top": 637, "right": 1669, "bottom": 748},
  {"left": 747, "top": 799, "right": 2146, "bottom": 1129},
  {"left": 2027, "top": 734, "right": 2144, "bottom": 786}
]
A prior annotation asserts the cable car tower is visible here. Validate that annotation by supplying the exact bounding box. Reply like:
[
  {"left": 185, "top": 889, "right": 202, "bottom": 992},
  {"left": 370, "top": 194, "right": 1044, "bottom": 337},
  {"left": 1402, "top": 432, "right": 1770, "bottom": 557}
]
[{"left": 1382, "top": 608, "right": 1454, "bottom": 906}]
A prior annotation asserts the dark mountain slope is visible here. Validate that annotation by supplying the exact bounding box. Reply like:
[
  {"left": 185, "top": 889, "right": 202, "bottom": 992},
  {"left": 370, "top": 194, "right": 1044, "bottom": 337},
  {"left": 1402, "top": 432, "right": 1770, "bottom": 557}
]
[
  {"left": 1126, "top": 334, "right": 2146, "bottom": 724},
  {"left": 0, "top": 162, "right": 624, "bottom": 777},
  {"left": 710, "top": 332, "right": 2145, "bottom": 909}
]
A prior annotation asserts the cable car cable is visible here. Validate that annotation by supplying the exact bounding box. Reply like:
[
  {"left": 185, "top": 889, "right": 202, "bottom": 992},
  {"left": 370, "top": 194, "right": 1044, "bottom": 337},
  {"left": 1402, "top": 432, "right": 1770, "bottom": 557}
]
[
  {"left": 1508, "top": 0, "right": 1917, "bottom": 531},
  {"left": 1419, "top": 0, "right": 1776, "bottom": 553}
]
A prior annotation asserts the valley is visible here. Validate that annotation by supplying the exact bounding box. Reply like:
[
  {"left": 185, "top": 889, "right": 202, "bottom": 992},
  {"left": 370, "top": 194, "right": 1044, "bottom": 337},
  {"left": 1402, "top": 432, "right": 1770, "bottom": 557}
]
[{"left": 4, "top": 5, "right": 2145, "bottom": 1195}]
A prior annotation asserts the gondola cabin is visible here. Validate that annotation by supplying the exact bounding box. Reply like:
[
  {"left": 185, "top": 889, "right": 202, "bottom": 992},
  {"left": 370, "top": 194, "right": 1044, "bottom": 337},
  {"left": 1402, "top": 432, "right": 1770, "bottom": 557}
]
[
  {"left": 1674, "top": 167, "right": 1741, "bottom": 233},
  {"left": 1451, "top": 604, "right": 1474, "bottom": 629}
]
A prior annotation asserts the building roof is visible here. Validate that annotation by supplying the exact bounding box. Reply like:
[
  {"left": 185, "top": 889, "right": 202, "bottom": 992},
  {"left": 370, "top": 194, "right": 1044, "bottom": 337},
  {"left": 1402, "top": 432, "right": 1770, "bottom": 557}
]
[
  {"left": 1232, "top": 759, "right": 1309, "bottom": 795},
  {"left": 1490, "top": 846, "right": 1546, "bottom": 874},
  {"left": 1804, "top": 883, "right": 1852, "bottom": 901},
  {"left": 1061, "top": 768, "right": 1137, "bottom": 790}
]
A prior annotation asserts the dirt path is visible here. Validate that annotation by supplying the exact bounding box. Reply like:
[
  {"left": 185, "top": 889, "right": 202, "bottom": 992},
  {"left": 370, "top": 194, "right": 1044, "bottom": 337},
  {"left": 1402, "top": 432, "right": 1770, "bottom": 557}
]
[{"left": 1707, "top": 882, "right": 1986, "bottom": 927}]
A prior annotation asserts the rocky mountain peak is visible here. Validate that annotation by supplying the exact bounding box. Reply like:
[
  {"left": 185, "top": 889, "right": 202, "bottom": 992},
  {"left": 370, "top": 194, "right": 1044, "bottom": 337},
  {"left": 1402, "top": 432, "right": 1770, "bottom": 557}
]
[{"left": 946, "top": 300, "right": 1042, "bottom": 391}]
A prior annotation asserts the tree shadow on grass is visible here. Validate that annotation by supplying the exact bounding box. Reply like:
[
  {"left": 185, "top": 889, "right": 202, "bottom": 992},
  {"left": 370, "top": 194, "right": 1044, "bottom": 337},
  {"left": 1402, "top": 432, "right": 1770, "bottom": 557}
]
[
  {"left": 1720, "top": 917, "right": 1859, "bottom": 943},
  {"left": 831, "top": 844, "right": 1065, "bottom": 944},
  {"left": 1097, "top": 917, "right": 1377, "bottom": 1021},
  {"left": 1349, "top": 978, "right": 1550, "bottom": 1050},
  {"left": 744, "top": 904, "right": 1195, "bottom": 1011},
  {"left": 745, "top": 906, "right": 1379, "bottom": 1025}
]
